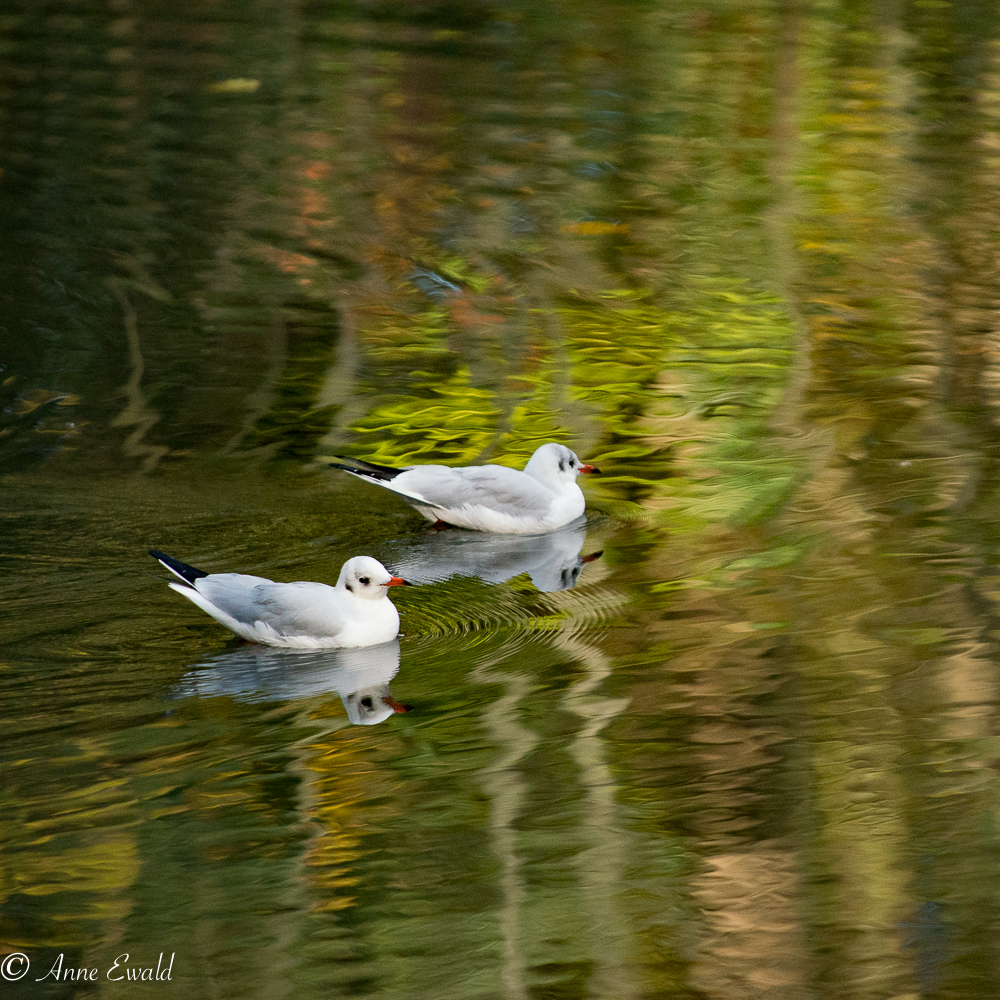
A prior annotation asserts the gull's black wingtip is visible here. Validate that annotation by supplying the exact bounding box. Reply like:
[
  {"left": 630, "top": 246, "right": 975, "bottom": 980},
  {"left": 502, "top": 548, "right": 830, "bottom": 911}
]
[
  {"left": 149, "top": 549, "right": 209, "bottom": 583},
  {"left": 328, "top": 456, "right": 404, "bottom": 482}
]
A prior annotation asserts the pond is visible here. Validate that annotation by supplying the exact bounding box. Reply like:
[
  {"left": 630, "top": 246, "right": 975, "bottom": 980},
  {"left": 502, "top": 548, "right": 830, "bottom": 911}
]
[{"left": 3, "top": 2, "right": 1000, "bottom": 998}]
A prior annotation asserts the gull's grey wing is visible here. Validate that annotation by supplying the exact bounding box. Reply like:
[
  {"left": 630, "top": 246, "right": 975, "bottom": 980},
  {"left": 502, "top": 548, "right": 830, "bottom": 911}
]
[
  {"left": 187, "top": 573, "right": 272, "bottom": 623},
  {"left": 194, "top": 576, "right": 346, "bottom": 639},
  {"left": 396, "top": 464, "right": 555, "bottom": 516}
]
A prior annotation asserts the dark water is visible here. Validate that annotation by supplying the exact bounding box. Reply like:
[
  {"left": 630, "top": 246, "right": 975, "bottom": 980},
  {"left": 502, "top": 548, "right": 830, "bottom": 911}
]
[{"left": 4, "top": 2, "right": 1000, "bottom": 997}]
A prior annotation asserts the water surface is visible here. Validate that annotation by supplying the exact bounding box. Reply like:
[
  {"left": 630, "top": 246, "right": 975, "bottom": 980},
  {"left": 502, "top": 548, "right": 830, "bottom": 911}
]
[{"left": 3, "top": 2, "right": 1000, "bottom": 998}]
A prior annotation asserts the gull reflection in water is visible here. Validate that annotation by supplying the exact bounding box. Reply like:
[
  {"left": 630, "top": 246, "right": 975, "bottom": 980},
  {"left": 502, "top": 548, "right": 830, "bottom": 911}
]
[
  {"left": 174, "top": 639, "right": 410, "bottom": 725},
  {"left": 386, "top": 518, "right": 601, "bottom": 592}
]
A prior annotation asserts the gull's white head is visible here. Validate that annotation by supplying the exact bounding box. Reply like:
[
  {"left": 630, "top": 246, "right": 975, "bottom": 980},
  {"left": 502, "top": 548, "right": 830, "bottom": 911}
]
[
  {"left": 524, "top": 442, "right": 600, "bottom": 486},
  {"left": 337, "top": 556, "right": 408, "bottom": 600}
]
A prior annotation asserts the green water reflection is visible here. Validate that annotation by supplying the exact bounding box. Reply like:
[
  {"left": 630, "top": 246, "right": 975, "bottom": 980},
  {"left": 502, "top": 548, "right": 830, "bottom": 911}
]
[{"left": 3, "top": 1, "right": 1000, "bottom": 998}]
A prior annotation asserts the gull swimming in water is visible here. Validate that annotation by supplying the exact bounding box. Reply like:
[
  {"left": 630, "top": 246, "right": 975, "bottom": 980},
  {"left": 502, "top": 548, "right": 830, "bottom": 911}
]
[
  {"left": 150, "top": 550, "right": 408, "bottom": 648},
  {"left": 329, "top": 442, "right": 600, "bottom": 534}
]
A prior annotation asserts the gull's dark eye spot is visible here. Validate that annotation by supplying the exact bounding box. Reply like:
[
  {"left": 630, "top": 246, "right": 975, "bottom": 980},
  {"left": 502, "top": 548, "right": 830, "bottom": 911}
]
[
  {"left": 359, "top": 576, "right": 370, "bottom": 585},
  {"left": 559, "top": 459, "right": 566, "bottom": 472},
  {"left": 361, "top": 697, "right": 374, "bottom": 709}
]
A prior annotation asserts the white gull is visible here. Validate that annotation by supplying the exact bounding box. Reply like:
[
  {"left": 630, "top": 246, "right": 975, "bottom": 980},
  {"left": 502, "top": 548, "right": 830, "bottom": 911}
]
[
  {"left": 150, "top": 550, "right": 407, "bottom": 649},
  {"left": 329, "top": 441, "right": 600, "bottom": 534}
]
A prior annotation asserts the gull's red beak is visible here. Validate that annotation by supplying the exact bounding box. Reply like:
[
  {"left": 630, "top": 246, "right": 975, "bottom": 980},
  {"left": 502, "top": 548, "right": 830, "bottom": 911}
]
[
  {"left": 387, "top": 576, "right": 409, "bottom": 587},
  {"left": 580, "top": 550, "right": 604, "bottom": 564},
  {"left": 579, "top": 463, "right": 600, "bottom": 474},
  {"left": 382, "top": 696, "right": 412, "bottom": 714}
]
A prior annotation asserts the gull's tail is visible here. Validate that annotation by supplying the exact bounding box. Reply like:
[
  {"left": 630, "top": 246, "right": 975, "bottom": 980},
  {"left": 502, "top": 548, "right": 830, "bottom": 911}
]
[{"left": 328, "top": 459, "right": 442, "bottom": 509}]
